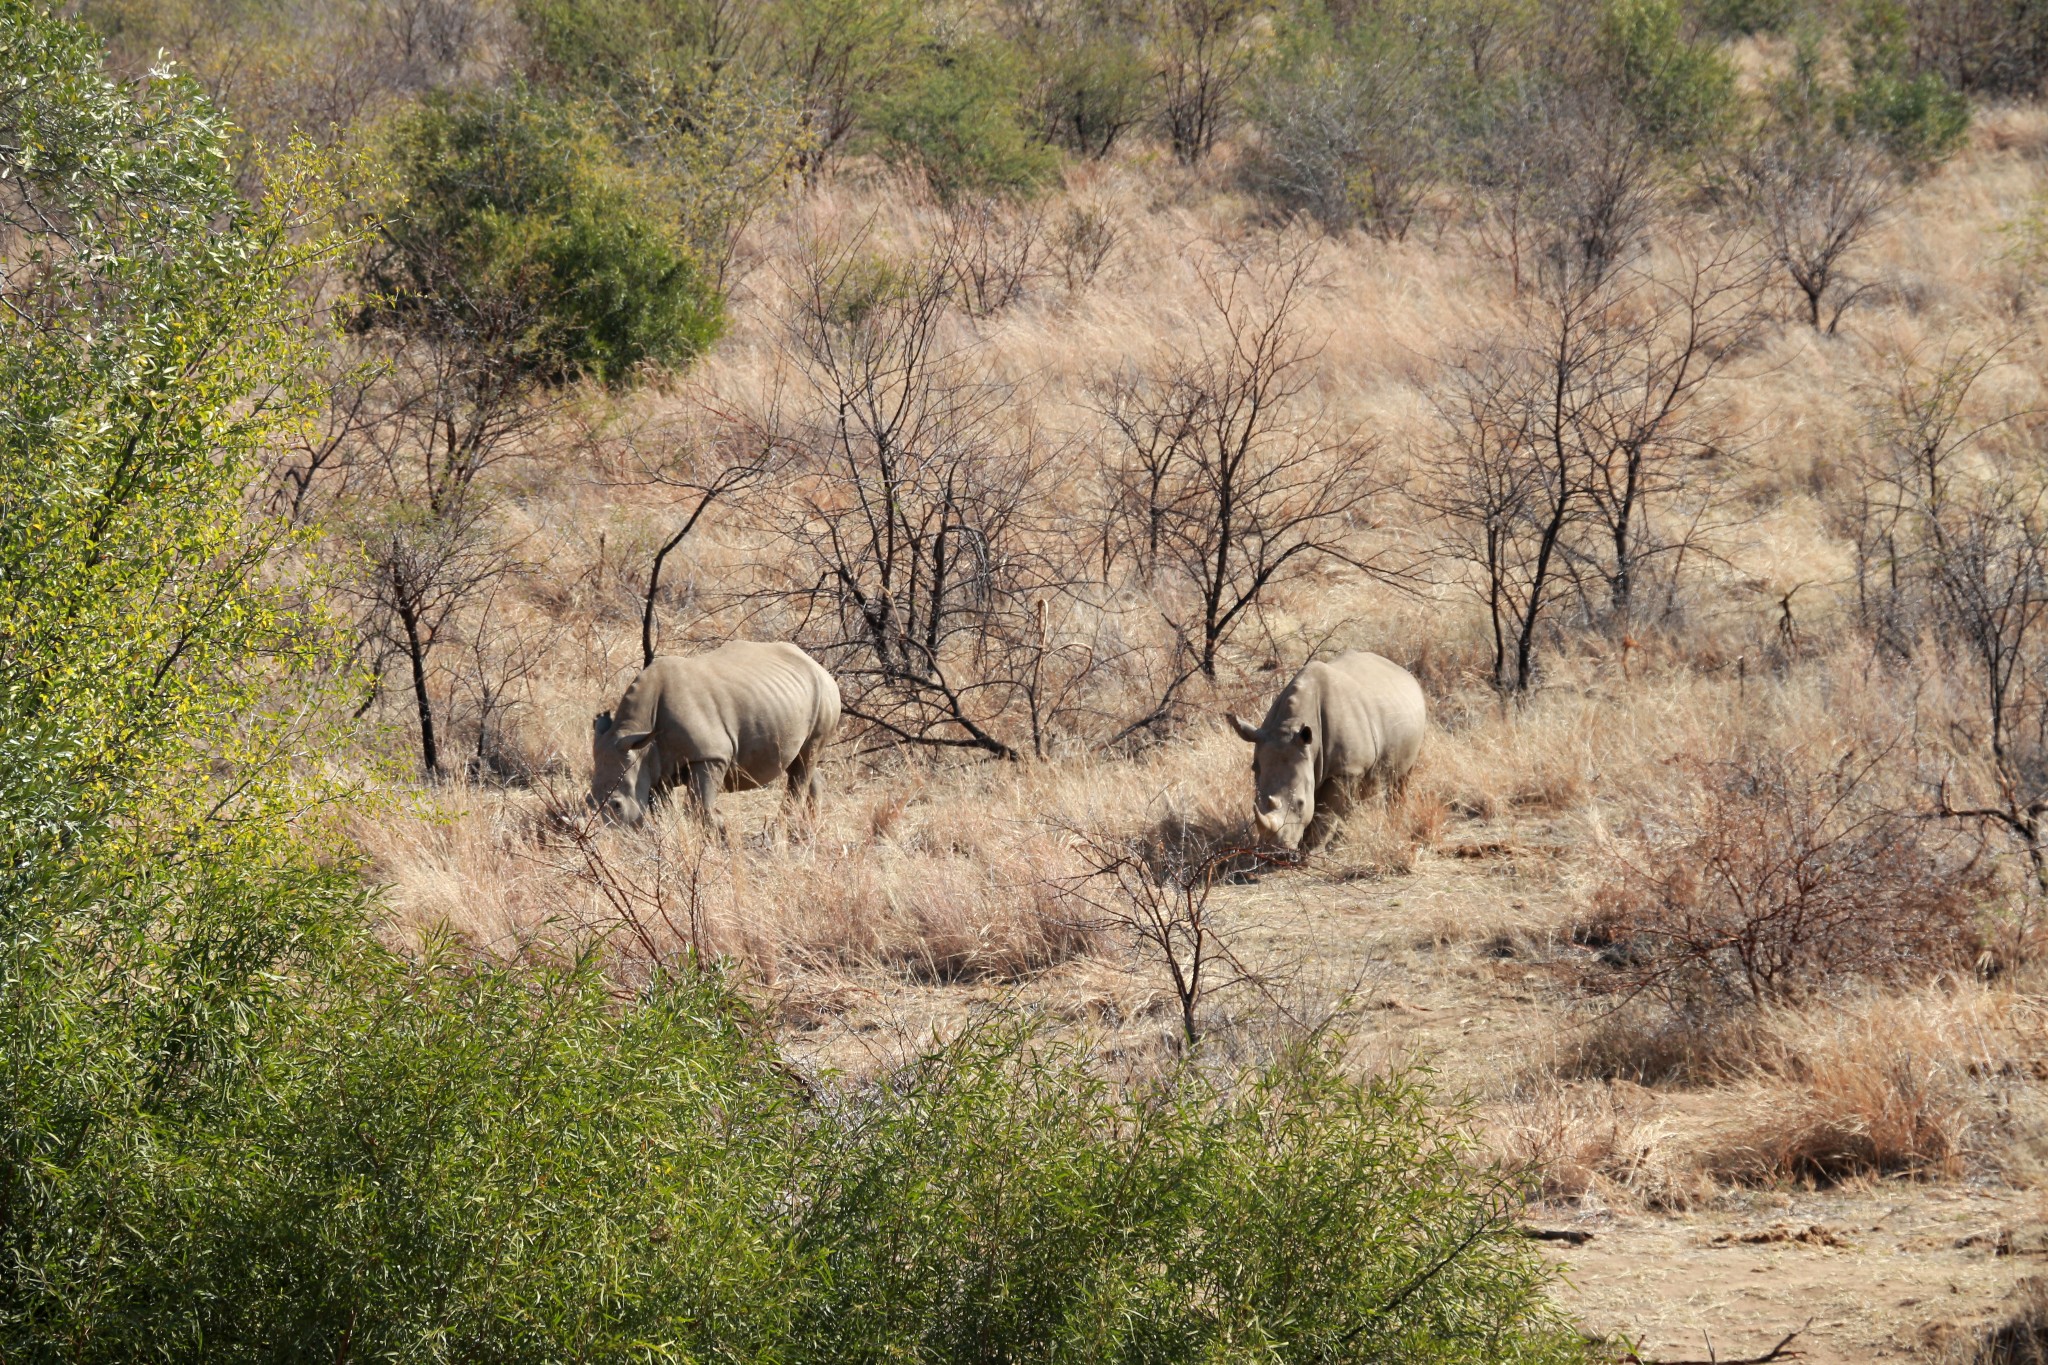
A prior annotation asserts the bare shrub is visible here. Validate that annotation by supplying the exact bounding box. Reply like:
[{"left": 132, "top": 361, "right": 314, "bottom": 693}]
[
  {"left": 1851, "top": 347, "right": 2048, "bottom": 892},
  {"left": 1468, "top": 85, "right": 1663, "bottom": 300},
  {"left": 1058, "top": 826, "right": 1293, "bottom": 1047},
  {"left": 450, "top": 575, "right": 559, "bottom": 785},
  {"left": 1251, "top": 46, "right": 1439, "bottom": 239},
  {"left": 1732, "top": 119, "right": 1897, "bottom": 331},
  {"left": 761, "top": 230, "right": 1118, "bottom": 758},
  {"left": 1047, "top": 201, "right": 1123, "bottom": 292},
  {"left": 1150, "top": 0, "right": 1261, "bottom": 165},
  {"left": 334, "top": 262, "right": 561, "bottom": 775},
  {"left": 940, "top": 197, "right": 1047, "bottom": 318},
  {"left": 1093, "top": 246, "right": 1406, "bottom": 733},
  {"left": 1584, "top": 745, "right": 1986, "bottom": 1019},
  {"left": 622, "top": 405, "right": 783, "bottom": 667},
  {"left": 1426, "top": 231, "right": 1763, "bottom": 689}
]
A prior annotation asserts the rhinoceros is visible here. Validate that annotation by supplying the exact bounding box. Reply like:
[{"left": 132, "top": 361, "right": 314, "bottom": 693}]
[
  {"left": 590, "top": 641, "right": 840, "bottom": 827},
  {"left": 1227, "top": 650, "right": 1426, "bottom": 851}
]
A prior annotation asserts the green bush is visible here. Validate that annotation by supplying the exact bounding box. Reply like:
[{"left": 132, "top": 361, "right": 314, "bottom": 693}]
[
  {"left": 1844, "top": 4, "right": 1972, "bottom": 166},
  {"left": 1694, "top": 0, "right": 1804, "bottom": 36},
  {"left": 517, "top": 0, "right": 735, "bottom": 92},
  {"left": 1599, "top": 0, "right": 1738, "bottom": 151},
  {"left": 874, "top": 37, "right": 1063, "bottom": 200},
  {"left": 798, "top": 1024, "right": 1588, "bottom": 1363},
  {"left": 366, "top": 86, "right": 724, "bottom": 383},
  {"left": 1000, "top": 0, "right": 1155, "bottom": 158}
]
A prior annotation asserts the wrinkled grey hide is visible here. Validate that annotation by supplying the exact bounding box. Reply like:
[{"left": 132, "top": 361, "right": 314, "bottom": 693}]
[
  {"left": 590, "top": 641, "right": 840, "bottom": 827},
  {"left": 1227, "top": 651, "right": 1427, "bottom": 851}
]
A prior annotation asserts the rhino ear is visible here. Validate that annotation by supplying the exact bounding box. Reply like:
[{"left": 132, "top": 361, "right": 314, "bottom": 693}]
[
  {"left": 1228, "top": 714, "right": 1262, "bottom": 743},
  {"left": 593, "top": 711, "right": 613, "bottom": 735},
  {"left": 1296, "top": 725, "right": 1313, "bottom": 747},
  {"left": 618, "top": 730, "right": 656, "bottom": 752}
]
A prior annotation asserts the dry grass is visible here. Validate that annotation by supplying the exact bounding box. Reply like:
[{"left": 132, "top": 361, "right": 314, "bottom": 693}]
[
  {"left": 1711, "top": 987, "right": 2033, "bottom": 1185},
  {"left": 362, "top": 782, "right": 1101, "bottom": 985},
  {"left": 1519, "top": 985, "right": 2041, "bottom": 1205},
  {"left": 1489, "top": 1077, "right": 1714, "bottom": 1212}
]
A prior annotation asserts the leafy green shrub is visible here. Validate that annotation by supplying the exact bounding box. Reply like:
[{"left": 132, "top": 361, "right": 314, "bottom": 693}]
[
  {"left": 366, "top": 86, "right": 724, "bottom": 382},
  {"left": 1844, "top": 4, "right": 1972, "bottom": 166},
  {"left": 517, "top": 0, "right": 737, "bottom": 92},
  {"left": 798, "top": 1024, "right": 1589, "bottom": 1363},
  {"left": 124, "top": 952, "right": 813, "bottom": 1361},
  {"left": 1000, "top": 0, "right": 1155, "bottom": 158},
  {"left": 874, "top": 37, "right": 1063, "bottom": 199},
  {"left": 1694, "top": 0, "right": 1804, "bottom": 36},
  {"left": 1599, "top": 0, "right": 1737, "bottom": 152}
]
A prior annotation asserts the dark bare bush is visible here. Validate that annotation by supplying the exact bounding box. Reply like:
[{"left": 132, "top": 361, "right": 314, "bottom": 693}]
[
  {"left": 1151, "top": 0, "right": 1262, "bottom": 165},
  {"left": 1251, "top": 47, "right": 1438, "bottom": 239},
  {"left": 1093, "top": 246, "right": 1408, "bottom": 738},
  {"left": 1426, "top": 230, "right": 1763, "bottom": 691},
  {"left": 761, "top": 231, "right": 1126, "bottom": 759},
  {"left": 1469, "top": 86, "right": 1662, "bottom": 302},
  {"left": 1048, "top": 200, "right": 1123, "bottom": 291},
  {"left": 1850, "top": 348, "right": 2048, "bottom": 892},
  {"left": 940, "top": 196, "right": 1047, "bottom": 318},
  {"left": 1731, "top": 115, "right": 1896, "bottom": 331},
  {"left": 1583, "top": 746, "right": 1987, "bottom": 1020},
  {"left": 1060, "top": 827, "right": 1287, "bottom": 1047}
]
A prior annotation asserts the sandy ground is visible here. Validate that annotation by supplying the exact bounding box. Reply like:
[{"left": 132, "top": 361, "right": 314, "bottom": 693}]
[{"left": 1546, "top": 1188, "right": 2045, "bottom": 1363}]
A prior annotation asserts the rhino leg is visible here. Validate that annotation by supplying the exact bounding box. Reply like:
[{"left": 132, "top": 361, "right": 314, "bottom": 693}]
[
  {"left": 784, "top": 744, "right": 823, "bottom": 821},
  {"left": 684, "top": 759, "right": 727, "bottom": 829},
  {"left": 1301, "top": 778, "right": 1360, "bottom": 852}
]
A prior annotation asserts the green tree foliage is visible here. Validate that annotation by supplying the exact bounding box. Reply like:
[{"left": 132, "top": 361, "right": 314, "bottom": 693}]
[
  {"left": 517, "top": 0, "right": 758, "bottom": 91},
  {"left": 796, "top": 1024, "right": 1588, "bottom": 1362},
  {"left": 872, "top": 30, "right": 1063, "bottom": 200},
  {"left": 763, "top": 0, "right": 925, "bottom": 165},
  {"left": 999, "top": 0, "right": 1155, "bottom": 158},
  {"left": 364, "top": 85, "right": 725, "bottom": 384},
  {"left": 0, "top": 0, "right": 366, "bottom": 1338},
  {"left": 1844, "top": 2, "right": 1972, "bottom": 166},
  {"left": 1598, "top": 0, "right": 1737, "bottom": 152},
  {"left": 1694, "top": 0, "right": 1804, "bottom": 37}
]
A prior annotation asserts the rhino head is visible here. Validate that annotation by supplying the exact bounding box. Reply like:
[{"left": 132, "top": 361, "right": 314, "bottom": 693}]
[
  {"left": 590, "top": 711, "right": 658, "bottom": 824},
  {"left": 1229, "top": 713, "right": 1316, "bottom": 850}
]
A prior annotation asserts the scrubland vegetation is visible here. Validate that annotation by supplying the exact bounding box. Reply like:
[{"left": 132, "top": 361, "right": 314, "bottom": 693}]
[{"left": 10, "top": 0, "right": 2048, "bottom": 1356}]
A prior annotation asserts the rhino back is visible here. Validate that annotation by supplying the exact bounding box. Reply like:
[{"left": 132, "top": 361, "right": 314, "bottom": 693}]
[
  {"left": 1307, "top": 651, "right": 1426, "bottom": 783},
  {"left": 637, "top": 642, "right": 837, "bottom": 774}
]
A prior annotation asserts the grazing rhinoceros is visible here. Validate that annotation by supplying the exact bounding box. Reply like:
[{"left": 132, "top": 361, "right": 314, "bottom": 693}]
[
  {"left": 1227, "top": 650, "right": 1426, "bottom": 851},
  {"left": 591, "top": 641, "right": 840, "bottom": 827}
]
